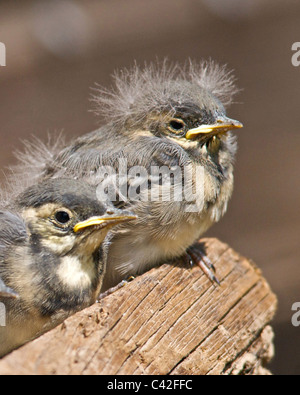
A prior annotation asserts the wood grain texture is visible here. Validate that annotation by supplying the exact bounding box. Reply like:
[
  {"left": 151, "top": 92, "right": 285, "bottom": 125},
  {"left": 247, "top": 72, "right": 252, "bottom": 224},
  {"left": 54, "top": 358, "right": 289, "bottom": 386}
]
[{"left": 0, "top": 238, "right": 277, "bottom": 375}]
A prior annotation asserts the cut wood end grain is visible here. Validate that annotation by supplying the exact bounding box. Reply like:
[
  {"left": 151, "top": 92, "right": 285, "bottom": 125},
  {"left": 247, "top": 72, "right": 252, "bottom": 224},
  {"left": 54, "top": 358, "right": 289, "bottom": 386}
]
[{"left": 0, "top": 238, "right": 277, "bottom": 375}]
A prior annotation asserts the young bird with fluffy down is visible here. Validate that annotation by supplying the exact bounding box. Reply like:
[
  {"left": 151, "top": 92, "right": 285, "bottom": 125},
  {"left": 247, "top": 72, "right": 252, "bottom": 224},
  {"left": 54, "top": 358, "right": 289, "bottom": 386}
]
[
  {"left": 6, "top": 60, "right": 243, "bottom": 291},
  {"left": 0, "top": 179, "right": 136, "bottom": 357}
]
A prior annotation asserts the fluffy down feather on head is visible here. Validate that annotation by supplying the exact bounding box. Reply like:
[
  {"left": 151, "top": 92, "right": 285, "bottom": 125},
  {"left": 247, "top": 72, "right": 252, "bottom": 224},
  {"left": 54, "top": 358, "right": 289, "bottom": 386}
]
[{"left": 90, "top": 59, "right": 239, "bottom": 127}]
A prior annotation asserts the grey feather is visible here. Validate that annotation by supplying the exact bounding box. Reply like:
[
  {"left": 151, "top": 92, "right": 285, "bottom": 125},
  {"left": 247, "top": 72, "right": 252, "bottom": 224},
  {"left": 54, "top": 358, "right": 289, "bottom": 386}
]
[
  {"left": 0, "top": 211, "right": 27, "bottom": 252},
  {"left": 0, "top": 211, "right": 26, "bottom": 299}
]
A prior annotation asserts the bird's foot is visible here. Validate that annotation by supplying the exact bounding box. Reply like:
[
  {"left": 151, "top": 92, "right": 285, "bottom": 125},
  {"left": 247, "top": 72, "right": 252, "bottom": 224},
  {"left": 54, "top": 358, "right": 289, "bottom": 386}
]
[
  {"left": 0, "top": 279, "right": 19, "bottom": 299},
  {"left": 98, "top": 276, "right": 136, "bottom": 300},
  {"left": 184, "top": 245, "right": 220, "bottom": 286}
]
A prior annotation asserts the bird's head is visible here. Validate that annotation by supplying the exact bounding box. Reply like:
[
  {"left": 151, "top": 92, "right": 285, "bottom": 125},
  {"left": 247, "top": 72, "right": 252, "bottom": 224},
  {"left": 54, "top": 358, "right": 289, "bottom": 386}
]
[
  {"left": 16, "top": 179, "right": 137, "bottom": 257},
  {"left": 7, "top": 179, "right": 136, "bottom": 316},
  {"left": 142, "top": 94, "right": 243, "bottom": 156},
  {"left": 91, "top": 60, "right": 243, "bottom": 156}
]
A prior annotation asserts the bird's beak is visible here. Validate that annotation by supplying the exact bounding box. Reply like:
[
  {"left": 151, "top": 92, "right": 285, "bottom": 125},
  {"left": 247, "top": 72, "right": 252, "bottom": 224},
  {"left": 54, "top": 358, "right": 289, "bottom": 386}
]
[
  {"left": 73, "top": 213, "right": 137, "bottom": 233},
  {"left": 185, "top": 117, "right": 243, "bottom": 140}
]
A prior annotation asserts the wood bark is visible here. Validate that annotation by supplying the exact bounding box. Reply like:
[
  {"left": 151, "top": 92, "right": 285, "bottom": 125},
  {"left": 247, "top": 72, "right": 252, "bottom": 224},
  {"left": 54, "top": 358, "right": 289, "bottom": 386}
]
[{"left": 0, "top": 238, "right": 277, "bottom": 375}]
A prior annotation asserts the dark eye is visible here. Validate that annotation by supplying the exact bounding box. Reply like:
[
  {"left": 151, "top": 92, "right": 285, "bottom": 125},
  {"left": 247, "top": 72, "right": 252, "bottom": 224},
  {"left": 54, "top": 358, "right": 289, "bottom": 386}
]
[
  {"left": 55, "top": 211, "right": 71, "bottom": 225},
  {"left": 168, "top": 119, "right": 185, "bottom": 134}
]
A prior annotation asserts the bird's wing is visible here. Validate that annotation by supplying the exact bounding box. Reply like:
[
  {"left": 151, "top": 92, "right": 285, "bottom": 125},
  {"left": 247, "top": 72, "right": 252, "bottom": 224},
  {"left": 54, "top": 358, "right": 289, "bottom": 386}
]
[
  {"left": 45, "top": 124, "right": 186, "bottom": 171},
  {"left": 0, "top": 211, "right": 27, "bottom": 299},
  {"left": 42, "top": 125, "right": 188, "bottom": 209},
  {"left": 0, "top": 211, "right": 28, "bottom": 249}
]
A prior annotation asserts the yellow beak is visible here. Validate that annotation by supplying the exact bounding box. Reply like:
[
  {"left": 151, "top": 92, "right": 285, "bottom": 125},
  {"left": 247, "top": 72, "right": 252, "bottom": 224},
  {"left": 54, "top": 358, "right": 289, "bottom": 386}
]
[
  {"left": 73, "top": 214, "right": 137, "bottom": 233},
  {"left": 186, "top": 118, "right": 243, "bottom": 140}
]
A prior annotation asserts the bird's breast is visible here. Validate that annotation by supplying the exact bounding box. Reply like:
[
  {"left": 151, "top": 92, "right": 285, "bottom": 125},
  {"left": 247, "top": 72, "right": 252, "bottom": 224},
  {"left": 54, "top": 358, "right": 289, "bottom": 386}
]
[{"left": 56, "top": 255, "right": 97, "bottom": 290}]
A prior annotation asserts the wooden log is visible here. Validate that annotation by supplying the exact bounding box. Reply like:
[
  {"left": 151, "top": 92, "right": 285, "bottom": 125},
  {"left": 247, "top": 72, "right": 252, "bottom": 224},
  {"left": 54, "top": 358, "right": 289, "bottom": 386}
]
[{"left": 0, "top": 238, "right": 277, "bottom": 375}]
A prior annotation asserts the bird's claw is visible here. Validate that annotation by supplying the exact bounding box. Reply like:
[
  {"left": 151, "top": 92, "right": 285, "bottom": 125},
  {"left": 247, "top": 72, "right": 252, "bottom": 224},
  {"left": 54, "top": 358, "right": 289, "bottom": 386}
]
[
  {"left": 185, "top": 246, "right": 220, "bottom": 286},
  {"left": 0, "top": 279, "right": 19, "bottom": 299},
  {"left": 98, "top": 276, "right": 136, "bottom": 300}
]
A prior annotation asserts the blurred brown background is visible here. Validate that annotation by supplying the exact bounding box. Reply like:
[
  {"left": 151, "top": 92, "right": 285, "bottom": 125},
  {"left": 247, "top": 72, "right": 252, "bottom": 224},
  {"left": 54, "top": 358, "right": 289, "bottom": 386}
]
[{"left": 0, "top": 0, "right": 299, "bottom": 375}]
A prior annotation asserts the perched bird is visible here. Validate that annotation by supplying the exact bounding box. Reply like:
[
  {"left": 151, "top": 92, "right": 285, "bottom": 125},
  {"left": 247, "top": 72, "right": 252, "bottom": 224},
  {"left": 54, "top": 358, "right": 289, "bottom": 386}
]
[
  {"left": 0, "top": 178, "right": 136, "bottom": 357},
  {"left": 11, "top": 60, "right": 243, "bottom": 291}
]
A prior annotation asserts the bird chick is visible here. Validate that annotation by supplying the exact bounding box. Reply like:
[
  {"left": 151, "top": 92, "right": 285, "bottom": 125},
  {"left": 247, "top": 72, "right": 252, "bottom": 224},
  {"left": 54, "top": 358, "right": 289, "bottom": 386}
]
[
  {"left": 10, "top": 60, "right": 243, "bottom": 291},
  {"left": 0, "top": 178, "right": 136, "bottom": 357}
]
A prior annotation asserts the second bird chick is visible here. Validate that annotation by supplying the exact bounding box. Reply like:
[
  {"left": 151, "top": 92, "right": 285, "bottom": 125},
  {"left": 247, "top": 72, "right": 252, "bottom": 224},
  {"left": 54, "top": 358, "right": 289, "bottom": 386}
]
[{"left": 0, "top": 178, "right": 136, "bottom": 357}]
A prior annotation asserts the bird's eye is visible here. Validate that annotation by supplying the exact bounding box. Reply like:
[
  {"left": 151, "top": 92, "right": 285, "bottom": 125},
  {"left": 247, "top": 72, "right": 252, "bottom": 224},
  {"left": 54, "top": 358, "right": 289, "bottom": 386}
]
[
  {"left": 54, "top": 210, "right": 72, "bottom": 225},
  {"left": 168, "top": 119, "right": 185, "bottom": 134}
]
